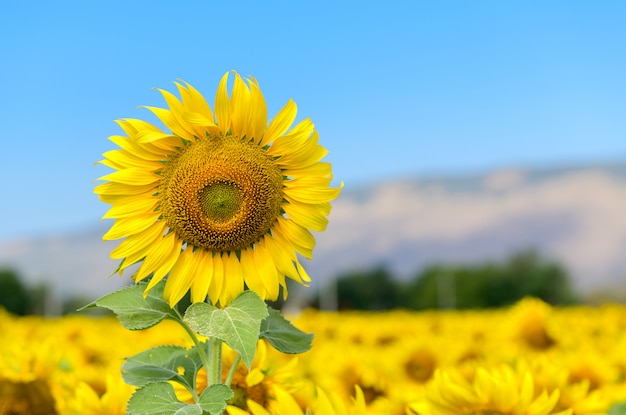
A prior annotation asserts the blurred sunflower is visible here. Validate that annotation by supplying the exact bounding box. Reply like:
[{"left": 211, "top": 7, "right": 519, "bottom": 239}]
[
  {"left": 0, "top": 379, "right": 58, "bottom": 415},
  {"left": 174, "top": 340, "right": 302, "bottom": 411},
  {"left": 96, "top": 71, "right": 342, "bottom": 306},
  {"left": 61, "top": 375, "right": 132, "bottom": 415},
  {"left": 408, "top": 366, "right": 572, "bottom": 415},
  {"left": 0, "top": 311, "right": 64, "bottom": 415},
  {"left": 226, "top": 385, "right": 367, "bottom": 415}
]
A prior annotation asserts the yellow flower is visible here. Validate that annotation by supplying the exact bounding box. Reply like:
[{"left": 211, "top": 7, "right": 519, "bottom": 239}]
[
  {"left": 0, "top": 378, "right": 57, "bottom": 415},
  {"left": 96, "top": 71, "right": 342, "bottom": 306},
  {"left": 408, "top": 366, "right": 572, "bottom": 415},
  {"left": 61, "top": 375, "right": 133, "bottom": 415},
  {"left": 225, "top": 385, "right": 367, "bottom": 415},
  {"left": 509, "top": 297, "right": 557, "bottom": 351},
  {"left": 175, "top": 340, "right": 301, "bottom": 410}
]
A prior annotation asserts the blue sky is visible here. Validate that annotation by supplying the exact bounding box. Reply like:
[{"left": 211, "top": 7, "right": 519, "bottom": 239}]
[{"left": 1, "top": 1, "right": 626, "bottom": 241}]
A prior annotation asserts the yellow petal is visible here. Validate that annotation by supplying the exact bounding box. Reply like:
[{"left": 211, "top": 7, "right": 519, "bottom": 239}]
[
  {"left": 95, "top": 181, "right": 156, "bottom": 197},
  {"left": 239, "top": 249, "right": 266, "bottom": 298},
  {"left": 107, "top": 134, "right": 165, "bottom": 161},
  {"left": 313, "top": 387, "right": 335, "bottom": 415},
  {"left": 528, "top": 390, "right": 561, "bottom": 415},
  {"left": 266, "top": 118, "right": 314, "bottom": 158},
  {"left": 252, "top": 242, "right": 279, "bottom": 300},
  {"left": 220, "top": 252, "right": 244, "bottom": 306},
  {"left": 148, "top": 235, "right": 182, "bottom": 287},
  {"left": 98, "top": 168, "right": 161, "bottom": 186},
  {"left": 246, "top": 368, "right": 264, "bottom": 387},
  {"left": 284, "top": 184, "right": 343, "bottom": 205},
  {"left": 101, "top": 149, "right": 163, "bottom": 171},
  {"left": 123, "top": 118, "right": 185, "bottom": 152},
  {"left": 101, "top": 195, "right": 159, "bottom": 219},
  {"left": 242, "top": 401, "right": 272, "bottom": 415},
  {"left": 275, "top": 386, "right": 305, "bottom": 415},
  {"left": 175, "top": 80, "right": 214, "bottom": 120},
  {"left": 225, "top": 406, "right": 254, "bottom": 415},
  {"left": 110, "top": 221, "right": 166, "bottom": 260},
  {"left": 189, "top": 250, "right": 214, "bottom": 303},
  {"left": 135, "top": 231, "right": 180, "bottom": 283},
  {"left": 182, "top": 111, "right": 216, "bottom": 126},
  {"left": 261, "top": 98, "right": 297, "bottom": 146},
  {"left": 144, "top": 106, "right": 195, "bottom": 141},
  {"left": 284, "top": 161, "right": 332, "bottom": 179},
  {"left": 246, "top": 76, "right": 268, "bottom": 143},
  {"left": 276, "top": 132, "right": 329, "bottom": 168},
  {"left": 97, "top": 188, "right": 156, "bottom": 205},
  {"left": 275, "top": 219, "right": 315, "bottom": 260},
  {"left": 164, "top": 248, "right": 200, "bottom": 306},
  {"left": 283, "top": 200, "right": 329, "bottom": 232},
  {"left": 295, "top": 260, "right": 311, "bottom": 283},
  {"left": 214, "top": 72, "right": 231, "bottom": 135},
  {"left": 103, "top": 213, "right": 160, "bottom": 241},
  {"left": 230, "top": 73, "right": 251, "bottom": 139},
  {"left": 115, "top": 118, "right": 139, "bottom": 136},
  {"left": 154, "top": 88, "right": 197, "bottom": 138},
  {"left": 134, "top": 129, "right": 180, "bottom": 146},
  {"left": 207, "top": 253, "right": 224, "bottom": 305},
  {"left": 264, "top": 235, "right": 303, "bottom": 285}
]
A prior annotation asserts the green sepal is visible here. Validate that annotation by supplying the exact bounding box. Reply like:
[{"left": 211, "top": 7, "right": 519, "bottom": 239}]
[
  {"left": 126, "top": 382, "right": 202, "bottom": 415},
  {"left": 198, "top": 384, "right": 234, "bottom": 415},
  {"left": 260, "top": 308, "right": 314, "bottom": 354},
  {"left": 184, "top": 290, "right": 268, "bottom": 368},
  {"left": 80, "top": 280, "right": 178, "bottom": 330},
  {"left": 609, "top": 402, "right": 626, "bottom": 415},
  {"left": 122, "top": 345, "right": 203, "bottom": 393}
]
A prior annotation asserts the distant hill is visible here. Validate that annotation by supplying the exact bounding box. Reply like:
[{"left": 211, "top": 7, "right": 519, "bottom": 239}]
[
  {"left": 2, "top": 161, "right": 626, "bottom": 303},
  {"left": 310, "top": 161, "right": 626, "bottom": 294}
]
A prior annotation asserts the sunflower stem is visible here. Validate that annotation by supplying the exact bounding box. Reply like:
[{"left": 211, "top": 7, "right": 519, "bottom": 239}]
[
  {"left": 174, "top": 317, "right": 212, "bottom": 381},
  {"left": 208, "top": 337, "right": 223, "bottom": 386},
  {"left": 224, "top": 354, "right": 241, "bottom": 386}
]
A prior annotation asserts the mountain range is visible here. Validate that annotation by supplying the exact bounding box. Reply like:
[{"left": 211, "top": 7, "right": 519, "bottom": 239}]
[{"left": 2, "top": 161, "right": 626, "bottom": 305}]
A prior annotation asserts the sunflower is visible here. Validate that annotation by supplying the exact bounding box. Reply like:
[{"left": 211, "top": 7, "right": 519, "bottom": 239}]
[
  {"left": 225, "top": 385, "right": 367, "bottom": 415},
  {"left": 174, "top": 339, "right": 302, "bottom": 410},
  {"left": 408, "top": 366, "right": 572, "bottom": 415},
  {"left": 61, "top": 375, "right": 133, "bottom": 415},
  {"left": 0, "top": 379, "right": 58, "bottom": 415},
  {"left": 96, "top": 71, "right": 341, "bottom": 306}
]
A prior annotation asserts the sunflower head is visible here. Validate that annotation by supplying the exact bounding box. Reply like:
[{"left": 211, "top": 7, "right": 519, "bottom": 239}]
[
  {"left": 408, "top": 366, "right": 572, "bottom": 415},
  {"left": 96, "top": 71, "right": 342, "bottom": 307},
  {"left": 0, "top": 379, "right": 57, "bottom": 415}
]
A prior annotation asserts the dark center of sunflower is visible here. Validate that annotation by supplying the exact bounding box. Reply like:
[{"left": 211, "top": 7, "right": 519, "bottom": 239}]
[
  {"left": 0, "top": 379, "right": 58, "bottom": 415},
  {"left": 404, "top": 349, "right": 437, "bottom": 383},
  {"left": 198, "top": 182, "right": 244, "bottom": 223},
  {"left": 223, "top": 366, "right": 268, "bottom": 410},
  {"left": 160, "top": 135, "right": 283, "bottom": 251}
]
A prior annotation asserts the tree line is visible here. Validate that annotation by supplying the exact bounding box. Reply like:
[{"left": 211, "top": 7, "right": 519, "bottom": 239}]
[{"left": 311, "top": 250, "right": 578, "bottom": 310}]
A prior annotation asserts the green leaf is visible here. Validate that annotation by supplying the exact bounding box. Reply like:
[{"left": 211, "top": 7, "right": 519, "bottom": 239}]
[
  {"left": 260, "top": 308, "right": 314, "bottom": 354},
  {"left": 80, "top": 280, "right": 178, "bottom": 330},
  {"left": 127, "top": 382, "right": 202, "bottom": 415},
  {"left": 122, "top": 345, "right": 204, "bottom": 392},
  {"left": 198, "top": 384, "right": 234, "bottom": 415},
  {"left": 609, "top": 402, "right": 626, "bottom": 415},
  {"left": 184, "top": 291, "right": 268, "bottom": 368}
]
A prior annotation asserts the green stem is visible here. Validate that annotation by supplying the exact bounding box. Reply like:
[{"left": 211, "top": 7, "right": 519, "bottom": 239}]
[
  {"left": 172, "top": 314, "right": 211, "bottom": 388},
  {"left": 224, "top": 354, "right": 241, "bottom": 386},
  {"left": 179, "top": 320, "right": 209, "bottom": 367},
  {"left": 208, "top": 337, "right": 223, "bottom": 385}
]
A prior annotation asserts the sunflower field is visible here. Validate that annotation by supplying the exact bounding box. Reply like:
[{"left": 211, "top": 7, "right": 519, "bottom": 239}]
[{"left": 1, "top": 296, "right": 626, "bottom": 415}]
